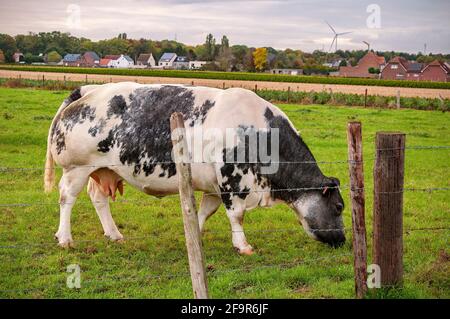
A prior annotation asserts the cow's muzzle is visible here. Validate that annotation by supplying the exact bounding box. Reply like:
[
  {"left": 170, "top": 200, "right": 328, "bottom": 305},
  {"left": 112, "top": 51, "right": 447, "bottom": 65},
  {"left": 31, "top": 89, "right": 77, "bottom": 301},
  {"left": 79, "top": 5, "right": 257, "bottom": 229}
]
[{"left": 314, "top": 229, "right": 346, "bottom": 248}]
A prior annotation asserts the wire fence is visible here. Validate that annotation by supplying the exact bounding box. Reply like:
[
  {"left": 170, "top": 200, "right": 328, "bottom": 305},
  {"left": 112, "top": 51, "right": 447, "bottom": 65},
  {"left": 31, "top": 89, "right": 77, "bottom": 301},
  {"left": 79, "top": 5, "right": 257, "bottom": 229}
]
[{"left": 0, "top": 144, "right": 448, "bottom": 297}]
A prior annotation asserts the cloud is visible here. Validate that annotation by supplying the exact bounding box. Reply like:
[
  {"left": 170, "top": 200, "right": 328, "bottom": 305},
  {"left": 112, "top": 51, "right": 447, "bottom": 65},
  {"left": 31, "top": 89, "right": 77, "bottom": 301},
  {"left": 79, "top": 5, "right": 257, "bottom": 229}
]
[{"left": 0, "top": 0, "right": 449, "bottom": 53}]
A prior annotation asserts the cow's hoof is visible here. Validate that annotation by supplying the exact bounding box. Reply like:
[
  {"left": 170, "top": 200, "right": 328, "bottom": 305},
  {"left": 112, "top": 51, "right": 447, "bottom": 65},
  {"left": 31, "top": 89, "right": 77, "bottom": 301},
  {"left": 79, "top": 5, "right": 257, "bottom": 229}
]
[
  {"left": 105, "top": 232, "right": 124, "bottom": 242},
  {"left": 236, "top": 245, "right": 254, "bottom": 255},
  {"left": 55, "top": 232, "right": 74, "bottom": 248}
]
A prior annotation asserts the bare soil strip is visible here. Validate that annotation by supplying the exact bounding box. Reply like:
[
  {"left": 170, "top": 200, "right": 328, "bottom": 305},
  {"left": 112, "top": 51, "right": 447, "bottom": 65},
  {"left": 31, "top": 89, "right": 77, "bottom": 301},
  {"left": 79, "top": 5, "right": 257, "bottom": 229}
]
[{"left": 1, "top": 69, "right": 449, "bottom": 98}]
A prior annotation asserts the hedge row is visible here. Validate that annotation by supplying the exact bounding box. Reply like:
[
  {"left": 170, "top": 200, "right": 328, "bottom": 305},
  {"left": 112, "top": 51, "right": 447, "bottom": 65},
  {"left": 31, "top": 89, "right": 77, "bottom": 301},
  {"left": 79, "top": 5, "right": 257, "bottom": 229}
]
[
  {"left": 1, "top": 64, "right": 450, "bottom": 90},
  {"left": 257, "top": 89, "right": 450, "bottom": 111},
  {"left": 0, "top": 77, "right": 448, "bottom": 112}
]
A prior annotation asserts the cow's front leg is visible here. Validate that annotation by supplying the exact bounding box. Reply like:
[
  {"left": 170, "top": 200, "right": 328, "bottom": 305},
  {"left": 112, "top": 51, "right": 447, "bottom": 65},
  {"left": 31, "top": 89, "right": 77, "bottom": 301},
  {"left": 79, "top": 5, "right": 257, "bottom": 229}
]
[
  {"left": 226, "top": 209, "right": 254, "bottom": 255},
  {"left": 87, "top": 178, "right": 123, "bottom": 241}
]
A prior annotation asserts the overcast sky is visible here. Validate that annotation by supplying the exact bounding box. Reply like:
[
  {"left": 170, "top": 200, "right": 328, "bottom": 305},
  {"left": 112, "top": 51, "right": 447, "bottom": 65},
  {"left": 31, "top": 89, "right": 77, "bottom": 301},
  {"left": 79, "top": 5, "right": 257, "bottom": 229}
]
[{"left": 1, "top": 0, "right": 449, "bottom": 53}]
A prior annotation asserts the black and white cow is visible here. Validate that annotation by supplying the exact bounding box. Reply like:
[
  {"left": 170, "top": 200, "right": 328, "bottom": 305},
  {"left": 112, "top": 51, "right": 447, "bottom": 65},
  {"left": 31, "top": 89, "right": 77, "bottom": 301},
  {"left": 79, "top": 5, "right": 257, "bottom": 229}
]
[{"left": 44, "top": 82, "right": 345, "bottom": 254}]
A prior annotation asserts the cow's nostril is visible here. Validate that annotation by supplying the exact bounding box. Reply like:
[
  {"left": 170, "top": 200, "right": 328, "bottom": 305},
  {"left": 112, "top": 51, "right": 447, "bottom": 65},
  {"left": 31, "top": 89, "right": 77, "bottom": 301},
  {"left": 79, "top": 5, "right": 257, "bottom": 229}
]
[{"left": 336, "top": 203, "right": 344, "bottom": 212}]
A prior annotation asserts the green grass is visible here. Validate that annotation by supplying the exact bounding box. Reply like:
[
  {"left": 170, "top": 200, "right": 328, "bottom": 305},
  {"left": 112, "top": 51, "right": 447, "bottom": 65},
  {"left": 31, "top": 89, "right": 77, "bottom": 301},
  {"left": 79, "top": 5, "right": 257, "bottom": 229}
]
[
  {"left": 0, "top": 87, "right": 448, "bottom": 299},
  {"left": 2, "top": 64, "right": 450, "bottom": 89}
]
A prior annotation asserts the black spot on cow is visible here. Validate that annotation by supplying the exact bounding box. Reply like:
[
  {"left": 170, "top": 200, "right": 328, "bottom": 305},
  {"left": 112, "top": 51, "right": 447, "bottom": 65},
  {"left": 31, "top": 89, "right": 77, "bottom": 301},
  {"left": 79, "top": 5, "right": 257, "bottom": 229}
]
[
  {"left": 107, "top": 95, "right": 127, "bottom": 118},
  {"left": 262, "top": 107, "right": 327, "bottom": 202},
  {"left": 88, "top": 118, "right": 107, "bottom": 137},
  {"left": 217, "top": 108, "right": 328, "bottom": 209},
  {"left": 65, "top": 88, "right": 82, "bottom": 105},
  {"left": 96, "top": 86, "right": 215, "bottom": 178},
  {"left": 50, "top": 92, "right": 96, "bottom": 154},
  {"left": 60, "top": 103, "right": 96, "bottom": 131},
  {"left": 189, "top": 100, "right": 215, "bottom": 127}
]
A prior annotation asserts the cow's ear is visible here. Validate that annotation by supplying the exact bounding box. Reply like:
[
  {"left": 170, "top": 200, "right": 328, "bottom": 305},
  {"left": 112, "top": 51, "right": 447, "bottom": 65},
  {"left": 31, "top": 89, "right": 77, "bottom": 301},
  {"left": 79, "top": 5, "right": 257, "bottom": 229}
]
[
  {"left": 322, "top": 177, "right": 340, "bottom": 195},
  {"left": 329, "top": 177, "right": 340, "bottom": 187}
]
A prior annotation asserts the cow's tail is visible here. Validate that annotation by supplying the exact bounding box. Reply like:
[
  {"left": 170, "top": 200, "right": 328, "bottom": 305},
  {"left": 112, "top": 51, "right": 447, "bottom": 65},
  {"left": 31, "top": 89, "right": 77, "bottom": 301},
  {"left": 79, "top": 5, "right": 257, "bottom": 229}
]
[{"left": 44, "top": 132, "right": 55, "bottom": 193}]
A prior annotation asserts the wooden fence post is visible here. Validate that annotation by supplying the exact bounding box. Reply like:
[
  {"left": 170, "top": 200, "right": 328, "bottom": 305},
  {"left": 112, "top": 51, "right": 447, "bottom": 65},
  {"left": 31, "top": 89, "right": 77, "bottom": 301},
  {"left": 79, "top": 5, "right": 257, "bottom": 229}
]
[
  {"left": 254, "top": 84, "right": 258, "bottom": 93},
  {"left": 85, "top": 74, "right": 88, "bottom": 84},
  {"left": 170, "top": 112, "right": 209, "bottom": 299},
  {"left": 396, "top": 90, "right": 401, "bottom": 109},
  {"left": 287, "top": 86, "right": 291, "bottom": 103},
  {"left": 373, "top": 132, "right": 405, "bottom": 287},
  {"left": 364, "top": 89, "right": 368, "bottom": 107},
  {"left": 347, "top": 122, "right": 368, "bottom": 298},
  {"left": 42, "top": 74, "right": 45, "bottom": 87}
]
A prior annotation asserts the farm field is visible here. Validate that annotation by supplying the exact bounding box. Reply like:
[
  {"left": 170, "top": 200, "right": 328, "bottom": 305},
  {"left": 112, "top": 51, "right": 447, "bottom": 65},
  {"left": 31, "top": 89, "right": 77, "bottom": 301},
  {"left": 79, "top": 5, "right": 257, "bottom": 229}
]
[
  {"left": 1, "top": 68, "right": 450, "bottom": 99},
  {"left": 0, "top": 87, "right": 448, "bottom": 299}
]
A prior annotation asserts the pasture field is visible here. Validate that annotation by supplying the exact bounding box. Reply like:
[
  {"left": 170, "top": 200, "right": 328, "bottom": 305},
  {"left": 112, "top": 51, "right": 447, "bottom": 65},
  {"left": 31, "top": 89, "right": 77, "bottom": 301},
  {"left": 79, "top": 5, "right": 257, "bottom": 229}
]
[
  {"left": 0, "top": 87, "right": 448, "bottom": 299},
  {"left": 2, "top": 65, "right": 450, "bottom": 90}
]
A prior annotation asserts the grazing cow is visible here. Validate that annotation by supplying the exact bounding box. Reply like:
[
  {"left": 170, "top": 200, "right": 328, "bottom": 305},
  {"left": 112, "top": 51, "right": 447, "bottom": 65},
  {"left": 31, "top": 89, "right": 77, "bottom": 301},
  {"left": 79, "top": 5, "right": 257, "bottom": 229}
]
[{"left": 44, "top": 82, "right": 345, "bottom": 254}]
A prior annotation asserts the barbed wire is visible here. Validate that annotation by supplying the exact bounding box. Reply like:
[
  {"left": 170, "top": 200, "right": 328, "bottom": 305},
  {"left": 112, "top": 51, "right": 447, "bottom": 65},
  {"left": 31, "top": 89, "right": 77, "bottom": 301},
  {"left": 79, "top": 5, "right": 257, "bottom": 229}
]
[
  {"left": 0, "top": 225, "right": 448, "bottom": 250},
  {"left": 1, "top": 184, "right": 449, "bottom": 208},
  {"left": 0, "top": 144, "right": 448, "bottom": 172}
]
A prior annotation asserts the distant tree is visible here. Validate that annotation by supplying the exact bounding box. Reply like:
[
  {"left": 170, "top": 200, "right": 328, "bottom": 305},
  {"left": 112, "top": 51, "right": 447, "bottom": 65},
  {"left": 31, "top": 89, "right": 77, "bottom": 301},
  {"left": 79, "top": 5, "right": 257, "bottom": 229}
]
[
  {"left": 47, "top": 50, "right": 62, "bottom": 63},
  {"left": 204, "top": 33, "right": 216, "bottom": 61},
  {"left": 220, "top": 35, "right": 229, "bottom": 51},
  {"left": 0, "top": 49, "right": 5, "bottom": 63},
  {"left": 253, "top": 47, "right": 268, "bottom": 72},
  {"left": 23, "top": 53, "right": 44, "bottom": 64},
  {"left": 339, "top": 60, "right": 347, "bottom": 67},
  {"left": 0, "top": 34, "right": 17, "bottom": 62}
]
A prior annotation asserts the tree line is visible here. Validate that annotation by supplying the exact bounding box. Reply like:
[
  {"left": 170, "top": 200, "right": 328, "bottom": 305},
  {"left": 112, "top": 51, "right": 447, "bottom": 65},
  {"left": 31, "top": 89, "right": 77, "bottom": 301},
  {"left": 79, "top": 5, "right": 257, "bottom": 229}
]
[{"left": 0, "top": 31, "right": 449, "bottom": 72}]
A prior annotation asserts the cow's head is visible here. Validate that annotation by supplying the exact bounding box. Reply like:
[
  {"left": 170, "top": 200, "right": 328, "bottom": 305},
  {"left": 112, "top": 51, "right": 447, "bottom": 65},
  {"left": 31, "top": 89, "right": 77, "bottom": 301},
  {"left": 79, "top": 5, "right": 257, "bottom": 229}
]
[{"left": 291, "top": 177, "right": 345, "bottom": 247}]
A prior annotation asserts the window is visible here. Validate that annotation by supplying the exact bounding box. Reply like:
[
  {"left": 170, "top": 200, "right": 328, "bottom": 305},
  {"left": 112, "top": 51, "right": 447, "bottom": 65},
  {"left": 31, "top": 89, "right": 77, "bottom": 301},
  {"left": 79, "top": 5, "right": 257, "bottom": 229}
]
[{"left": 391, "top": 64, "right": 398, "bottom": 69}]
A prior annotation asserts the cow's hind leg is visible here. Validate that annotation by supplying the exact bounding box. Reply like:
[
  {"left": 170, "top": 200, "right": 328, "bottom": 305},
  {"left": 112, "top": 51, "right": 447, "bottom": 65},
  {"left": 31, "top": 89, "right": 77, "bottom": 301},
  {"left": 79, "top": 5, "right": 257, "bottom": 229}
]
[
  {"left": 55, "top": 167, "right": 91, "bottom": 247},
  {"left": 87, "top": 178, "right": 123, "bottom": 241},
  {"left": 226, "top": 208, "right": 253, "bottom": 255},
  {"left": 198, "top": 194, "right": 222, "bottom": 232}
]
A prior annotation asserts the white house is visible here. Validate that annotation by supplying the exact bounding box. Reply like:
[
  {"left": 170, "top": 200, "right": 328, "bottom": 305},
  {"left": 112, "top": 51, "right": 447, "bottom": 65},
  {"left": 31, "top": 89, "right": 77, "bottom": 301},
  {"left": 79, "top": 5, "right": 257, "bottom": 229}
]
[
  {"left": 158, "top": 52, "right": 177, "bottom": 67},
  {"left": 108, "top": 55, "right": 134, "bottom": 68},
  {"left": 189, "top": 60, "right": 207, "bottom": 70}
]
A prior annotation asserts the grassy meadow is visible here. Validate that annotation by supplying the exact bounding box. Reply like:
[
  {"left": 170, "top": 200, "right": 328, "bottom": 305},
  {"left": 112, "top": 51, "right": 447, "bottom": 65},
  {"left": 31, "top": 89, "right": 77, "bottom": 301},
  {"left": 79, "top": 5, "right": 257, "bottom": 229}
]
[{"left": 0, "top": 87, "right": 448, "bottom": 298}]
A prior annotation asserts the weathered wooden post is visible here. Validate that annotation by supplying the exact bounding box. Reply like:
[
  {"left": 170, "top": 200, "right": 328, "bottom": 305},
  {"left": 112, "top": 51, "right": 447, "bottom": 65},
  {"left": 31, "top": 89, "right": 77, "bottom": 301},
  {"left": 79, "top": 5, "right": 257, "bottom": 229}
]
[
  {"left": 347, "top": 122, "right": 368, "bottom": 298},
  {"left": 85, "top": 74, "right": 88, "bottom": 84},
  {"left": 191, "top": 80, "right": 194, "bottom": 86},
  {"left": 364, "top": 89, "right": 368, "bottom": 107},
  {"left": 42, "top": 74, "right": 45, "bottom": 87},
  {"left": 170, "top": 112, "right": 209, "bottom": 299},
  {"left": 396, "top": 90, "right": 401, "bottom": 109},
  {"left": 373, "top": 132, "right": 405, "bottom": 287},
  {"left": 287, "top": 86, "right": 291, "bottom": 103},
  {"left": 254, "top": 84, "right": 258, "bottom": 93}
]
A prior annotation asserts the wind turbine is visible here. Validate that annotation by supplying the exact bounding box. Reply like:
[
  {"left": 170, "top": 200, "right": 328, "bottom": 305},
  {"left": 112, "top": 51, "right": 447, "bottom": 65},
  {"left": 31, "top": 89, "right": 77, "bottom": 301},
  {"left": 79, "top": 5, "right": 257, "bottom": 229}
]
[
  {"left": 363, "top": 41, "right": 370, "bottom": 51},
  {"left": 325, "top": 21, "right": 352, "bottom": 52}
]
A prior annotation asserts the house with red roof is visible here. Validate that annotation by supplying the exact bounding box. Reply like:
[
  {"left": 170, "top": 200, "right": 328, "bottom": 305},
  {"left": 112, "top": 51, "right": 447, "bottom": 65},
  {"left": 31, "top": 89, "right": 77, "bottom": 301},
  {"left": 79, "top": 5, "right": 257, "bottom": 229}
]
[
  {"left": 420, "top": 60, "right": 450, "bottom": 82},
  {"left": 339, "top": 51, "right": 385, "bottom": 78},
  {"left": 381, "top": 58, "right": 449, "bottom": 82}
]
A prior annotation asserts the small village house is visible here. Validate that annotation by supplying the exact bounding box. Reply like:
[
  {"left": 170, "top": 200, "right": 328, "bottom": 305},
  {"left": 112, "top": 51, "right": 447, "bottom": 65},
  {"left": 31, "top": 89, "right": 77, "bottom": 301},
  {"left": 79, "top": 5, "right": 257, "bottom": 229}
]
[
  {"left": 103, "top": 54, "right": 134, "bottom": 68},
  {"left": 136, "top": 53, "right": 156, "bottom": 68},
  {"left": 269, "top": 68, "right": 303, "bottom": 76},
  {"left": 189, "top": 60, "right": 207, "bottom": 70},
  {"left": 420, "top": 60, "right": 450, "bottom": 82},
  {"left": 63, "top": 53, "right": 84, "bottom": 67},
  {"left": 82, "top": 51, "right": 100, "bottom": 67},
  {"left": 381, "top": 57, "right": 449, "bottom": 82},
  {"left": 173, "top": 56, "right": 189, "bottom": 70},
  {"left": 158, "top": 52, "right": 177, "bottom": 67},
  {"left": 99, "top": 58, "right": 113, "bottom": 68},
  {"left": 339, "top": 51, "right": 385, "bottom": 78},
  {"left": 13, "top": 52, "right": 24, "bottom": 63}
]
